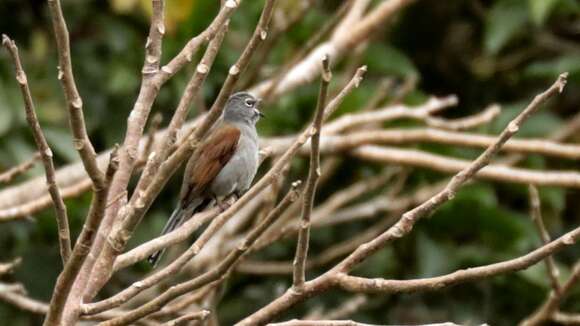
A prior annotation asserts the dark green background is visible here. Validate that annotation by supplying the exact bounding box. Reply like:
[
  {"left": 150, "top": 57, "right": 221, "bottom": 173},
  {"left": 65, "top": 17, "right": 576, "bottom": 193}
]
[{"left": 1, "top": 0, "right": 579, "bottom": 324}]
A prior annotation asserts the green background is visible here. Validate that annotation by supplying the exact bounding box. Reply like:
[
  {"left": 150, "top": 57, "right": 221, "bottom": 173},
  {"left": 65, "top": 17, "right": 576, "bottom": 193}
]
[{"left": 1, "top": 0, "right": 580, "bottom": 324}]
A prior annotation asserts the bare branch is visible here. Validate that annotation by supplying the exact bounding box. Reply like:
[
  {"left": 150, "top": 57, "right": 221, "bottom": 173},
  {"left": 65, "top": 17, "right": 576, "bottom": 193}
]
[
  {"left": 336, "top": 73, "right": 569, "bottom": 273},
  {"left": 333, "top": 225, "right": 580, "bottom": 293},
  {"left": 251, "top": 0, "right": 414, "bottom": 97},
  {"left": 528, "top": 185, "right": 561, "bottom": 293},
  {"left": 0, "top": 258, "right": 22, "bottom": 276},
  {"left": 267, "top": 127, "right": 580, "bottom": 160},
  {"left": 268, "top": 320, "right": 379, "bottom": 326},
  {"left": 44, "top": 147, "right": 119, "bottom": 326},
  {"left": 293, "top": 55, "right": 330, "bottom": 289},
  {"left": 0, "top": 283, "right": 48, "bottom": 315},
  {"left": 323, "top": 95, "right": 459, "bottom": 134},
  {"left": 46, "top": 0, "right": 105, "bottom": 189},
  {"left": 112, "top": 207, "right": 219, "bottom": 272},
  {"left": 0, "top": 178, "right": 91, "bottom": 222},
  {"left": 351, "top": 145, "right": 580, "bottom": 188},
  {"left": 260, "top": 0, "right": 353, "bottom": 102},
  {"left": 269, "top": 321, "right": 460, "bottom": 326},
  {"left": 2, "top": 35, "right": 72, "bottom": 265},
  {"left": 424, "top": 104, "right": 501, "bottom": 131},
  {"left": 138, "top": 113, "right": 163, "bottom": 166},
  {"left": 0, "top": 153, "right": 40, "bottom": 185},
  {"left": 552, "top": 311, "right": 580, "bottom": 324},
  {"left": 161, "top": 310, "right": 210, "bottom": 326}
]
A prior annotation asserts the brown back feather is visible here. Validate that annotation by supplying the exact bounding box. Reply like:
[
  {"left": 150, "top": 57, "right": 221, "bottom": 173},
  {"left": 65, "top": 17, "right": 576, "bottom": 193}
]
[{"left": 181, "top": 123, "right": 240, "bottom": 206}]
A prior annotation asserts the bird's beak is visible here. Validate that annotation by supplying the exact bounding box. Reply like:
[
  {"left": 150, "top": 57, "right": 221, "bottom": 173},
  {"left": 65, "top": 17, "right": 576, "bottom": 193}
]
[
  {"left": 255, "top": 108, "right": 265, "bottom": 118},
  {"left": 255, "top": 98, "right": 264, "bottom": 118}
]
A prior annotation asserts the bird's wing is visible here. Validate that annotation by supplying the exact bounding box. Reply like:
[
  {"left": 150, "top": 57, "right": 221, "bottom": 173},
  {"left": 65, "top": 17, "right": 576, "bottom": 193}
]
[{"left": 180, "top": 123, "right": 240, "bottom": 206}]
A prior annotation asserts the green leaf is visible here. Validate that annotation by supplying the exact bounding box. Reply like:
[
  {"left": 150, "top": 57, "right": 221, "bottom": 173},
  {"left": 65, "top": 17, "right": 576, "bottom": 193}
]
[
  {"left": 484, "top": 0, "right": 529, "bottom": 55},
  {"left": 528, "top": 0, "right": 561, "bottom": 25}
]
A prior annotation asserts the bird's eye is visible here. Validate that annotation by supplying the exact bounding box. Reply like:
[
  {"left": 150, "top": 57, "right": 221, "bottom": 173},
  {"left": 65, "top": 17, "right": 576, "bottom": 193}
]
[{"left": 244, "top": 98, "right": 255, "bottom": 107}]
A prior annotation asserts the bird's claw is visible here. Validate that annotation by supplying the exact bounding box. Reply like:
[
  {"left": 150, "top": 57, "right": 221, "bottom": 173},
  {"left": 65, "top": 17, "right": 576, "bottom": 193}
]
[{"left": 217, "top": 200, "right": 229, "bottom": 211}]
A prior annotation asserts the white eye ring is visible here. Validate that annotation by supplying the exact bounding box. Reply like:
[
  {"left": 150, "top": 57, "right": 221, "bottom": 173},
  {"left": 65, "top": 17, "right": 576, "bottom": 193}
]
[{"left": 244, "top": 98, "right": 255, "bottom": 107}]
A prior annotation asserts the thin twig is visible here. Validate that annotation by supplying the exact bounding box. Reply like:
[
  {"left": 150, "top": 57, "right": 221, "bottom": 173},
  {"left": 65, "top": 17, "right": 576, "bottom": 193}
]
[
  {"left": 0, "top": 258, "right": 22, "bottom": 276},
  {"left": 161, "top": 310, "right": 210, "bottom": 326},
  {"left": 293, "top": 55, "right": 331, "bottom": 289},
  {"left": 0, "top": 153, "right": 41, "bottom": 184},
  {"left": 528, "top": 185, "right": 561, "bottom": 293},
  {"left": 46, "top": 0, "right": 105, "bottom": 189},
  {"left": 351, "top": 145, "right": 580, "bottom": 188},
  {"left": 2, "top": 35, "right": 72, "bottom": 265}
]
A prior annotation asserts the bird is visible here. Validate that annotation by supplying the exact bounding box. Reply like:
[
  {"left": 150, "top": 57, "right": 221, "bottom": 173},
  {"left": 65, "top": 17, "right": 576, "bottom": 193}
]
[{"left": 148, "top": 91, "right": 264, "bottom": 267}]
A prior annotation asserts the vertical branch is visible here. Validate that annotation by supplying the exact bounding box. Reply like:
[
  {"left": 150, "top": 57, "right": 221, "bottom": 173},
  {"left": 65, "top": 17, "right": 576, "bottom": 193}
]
[
  {"left": 528, "top": 185, "right": 561, "bottom": 293},
  {"left": 293, "top": 55, "right": 331, "bottom": 289},
  {"left": 46, "top": 0, "right": 105, "bottom": 188},
  {"left": 43, "top": 148, "right": 119, "bottom": 326},
  {"left": 2, "top": 35, "right": 72, "bottom": 265},
  {"left": 142, "top": 0, "right": 165, "bottom": 74}
]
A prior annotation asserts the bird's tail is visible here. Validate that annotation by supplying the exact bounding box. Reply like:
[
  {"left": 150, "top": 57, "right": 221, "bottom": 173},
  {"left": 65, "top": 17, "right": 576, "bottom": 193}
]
[
  {"left": 148, "top": 198, "right": 206, "bottom": 268},
  {"left": 147, "top": 206, "right": 185, "bottom": 268}
]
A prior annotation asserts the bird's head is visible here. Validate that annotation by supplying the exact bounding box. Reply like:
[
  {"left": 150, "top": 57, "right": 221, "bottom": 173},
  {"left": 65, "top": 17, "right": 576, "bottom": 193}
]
[{"left": 224, "top": 91, "right": 264, "bottom": 125}]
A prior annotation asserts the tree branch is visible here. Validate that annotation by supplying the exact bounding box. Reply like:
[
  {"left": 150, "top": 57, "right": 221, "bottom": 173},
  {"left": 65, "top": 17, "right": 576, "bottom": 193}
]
[
  {"left": 236, "top": 73, "right": 568, "bottom": 325},
  {"left": 2, "top": 35, "right": 72, "bottom": 265},
  {"left": 0, "top": 153, "right": 40, "bottom": 185},
  {"left": 43, "top": 148, "right": 119, "bottom": 326},
  {"left": 46, "top": 0, "right": 105, "bottom": 189},
  {"left": 293, "top": 55, "right": 330, "bottom": 289}
]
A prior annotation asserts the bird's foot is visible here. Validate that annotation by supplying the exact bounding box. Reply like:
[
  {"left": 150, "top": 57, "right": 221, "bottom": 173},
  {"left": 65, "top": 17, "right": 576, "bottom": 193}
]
[
  {"left": 218, "top": 200, "right": 229, "bottom": 211},
  {"left": 214, "top": 195, "right": 237, "bottom": 212}
]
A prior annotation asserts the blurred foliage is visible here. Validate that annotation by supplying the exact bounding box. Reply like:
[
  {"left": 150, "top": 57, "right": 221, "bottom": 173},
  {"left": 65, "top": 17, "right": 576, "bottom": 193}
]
[{"left": 0, "top": 0, "right": 580, "bottom": 325}]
